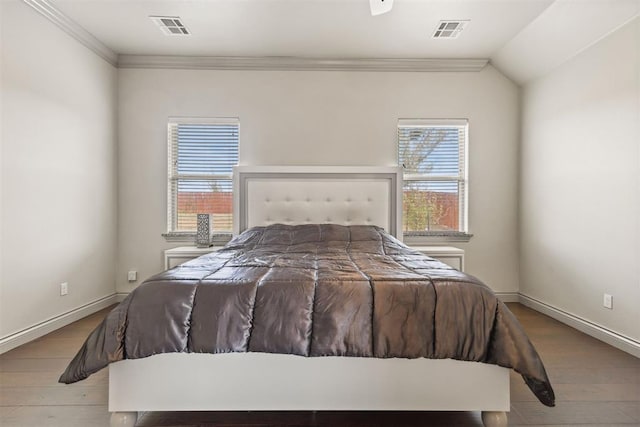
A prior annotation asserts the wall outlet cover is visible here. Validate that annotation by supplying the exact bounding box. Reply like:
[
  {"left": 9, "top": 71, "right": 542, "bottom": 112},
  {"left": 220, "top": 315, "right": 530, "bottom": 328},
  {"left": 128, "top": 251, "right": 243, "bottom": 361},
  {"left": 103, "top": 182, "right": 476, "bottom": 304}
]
[
  {"left": 603, "top": 293, "right": 613, "bottom": 309},
  {"left": 128, "top": 271, "right": 137, "bottom": 282}
]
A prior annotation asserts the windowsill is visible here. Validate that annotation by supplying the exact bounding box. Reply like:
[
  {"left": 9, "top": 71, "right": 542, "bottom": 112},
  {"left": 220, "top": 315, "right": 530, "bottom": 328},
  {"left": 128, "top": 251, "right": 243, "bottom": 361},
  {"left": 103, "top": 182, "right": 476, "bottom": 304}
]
[
  {"left": 162, "top": 231, "right": 471, "bottom": 245},
  {"left": 402, "top": 231, "right": 473, "bottom": 245},
  {"left": 162, "top": 232, "right": 233, "bottom": 245}
]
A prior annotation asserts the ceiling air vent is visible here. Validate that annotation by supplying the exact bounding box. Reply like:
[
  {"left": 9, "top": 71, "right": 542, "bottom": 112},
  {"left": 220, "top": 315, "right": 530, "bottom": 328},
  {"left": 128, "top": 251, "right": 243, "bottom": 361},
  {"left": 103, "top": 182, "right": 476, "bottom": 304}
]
[
  {"left": 432, "top": 20, "right": 468, "bottom": 39},
  {"left": 150, "top": 16, "right": 190, "bottom": 36}
]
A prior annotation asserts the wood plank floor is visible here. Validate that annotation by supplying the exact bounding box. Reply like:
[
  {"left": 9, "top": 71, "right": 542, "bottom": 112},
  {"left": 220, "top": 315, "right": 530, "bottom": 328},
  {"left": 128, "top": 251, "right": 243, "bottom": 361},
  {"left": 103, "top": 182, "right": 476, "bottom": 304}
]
[{"left": 1, "top": 303, "right": 638, "bottom": 426}]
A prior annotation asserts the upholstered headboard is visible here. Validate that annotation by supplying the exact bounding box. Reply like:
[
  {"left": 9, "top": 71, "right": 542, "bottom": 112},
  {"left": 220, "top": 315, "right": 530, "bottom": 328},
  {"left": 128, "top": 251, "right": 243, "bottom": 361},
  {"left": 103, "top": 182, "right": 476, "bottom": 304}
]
[{"left": 233, "top": 166, "right": 403, "bottom": 239}]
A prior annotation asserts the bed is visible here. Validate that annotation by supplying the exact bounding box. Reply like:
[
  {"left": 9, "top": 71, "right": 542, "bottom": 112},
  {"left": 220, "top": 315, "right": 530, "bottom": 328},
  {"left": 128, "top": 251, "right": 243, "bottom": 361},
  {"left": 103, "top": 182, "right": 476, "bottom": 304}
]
[{"left": 60, "top": 166, "right": 554, "bottom": 427}]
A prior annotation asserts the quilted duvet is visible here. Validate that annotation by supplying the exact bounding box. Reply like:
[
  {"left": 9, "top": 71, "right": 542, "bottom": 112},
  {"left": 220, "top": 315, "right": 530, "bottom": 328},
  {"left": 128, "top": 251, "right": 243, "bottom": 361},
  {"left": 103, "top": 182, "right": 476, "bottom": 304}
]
[{"left": 60, "top": 224, "right": 554, "bottom": 406}]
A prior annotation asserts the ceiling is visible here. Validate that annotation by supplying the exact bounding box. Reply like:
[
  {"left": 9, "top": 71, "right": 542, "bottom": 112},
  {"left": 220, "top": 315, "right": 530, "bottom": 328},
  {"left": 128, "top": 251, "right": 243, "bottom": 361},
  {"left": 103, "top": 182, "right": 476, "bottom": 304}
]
[
  {"left": 37, "top": 0, "right": 640, "bottom": 83},
  {"left": 52, "top": 0, "right": 553, "bottom": 58}
]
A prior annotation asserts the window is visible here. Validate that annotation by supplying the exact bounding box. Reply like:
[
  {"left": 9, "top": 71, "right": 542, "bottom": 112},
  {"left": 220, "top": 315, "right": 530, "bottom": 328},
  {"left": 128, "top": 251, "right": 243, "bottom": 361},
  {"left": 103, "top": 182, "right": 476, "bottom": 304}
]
[
  {"left": 167, "top": 118, "right": 239, "bottom": 236},
  {"left": 398, "top": 119, "right": 468, "bottom": 238}
]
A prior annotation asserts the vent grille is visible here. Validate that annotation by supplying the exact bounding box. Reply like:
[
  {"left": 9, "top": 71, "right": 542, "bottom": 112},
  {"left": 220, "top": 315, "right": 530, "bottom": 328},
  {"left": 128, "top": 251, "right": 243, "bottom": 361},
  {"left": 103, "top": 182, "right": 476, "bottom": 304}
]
[
  {"left": 433, "top": 20, "right": 468, "bottom": 39},
  {"left": 150, "top": 16, "right": 190, "bottom": 36}
]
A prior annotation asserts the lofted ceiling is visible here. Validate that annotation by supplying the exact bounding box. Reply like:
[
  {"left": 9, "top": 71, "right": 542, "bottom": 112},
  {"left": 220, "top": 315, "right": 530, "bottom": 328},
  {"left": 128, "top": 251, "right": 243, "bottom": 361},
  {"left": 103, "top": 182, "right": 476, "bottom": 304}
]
[
  {"left": 51, "top": 0, "right": 554, "bottom": 59},
  {"left": 28, "top": 0, "right": 640, "bottom": 83}
]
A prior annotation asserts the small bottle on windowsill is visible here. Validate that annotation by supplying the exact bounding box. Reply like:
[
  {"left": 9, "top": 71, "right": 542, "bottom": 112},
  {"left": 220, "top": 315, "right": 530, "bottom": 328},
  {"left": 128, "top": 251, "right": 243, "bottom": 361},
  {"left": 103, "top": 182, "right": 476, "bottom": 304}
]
[{"left": 196, "top": 213, "right": 212, "bottom": 248}]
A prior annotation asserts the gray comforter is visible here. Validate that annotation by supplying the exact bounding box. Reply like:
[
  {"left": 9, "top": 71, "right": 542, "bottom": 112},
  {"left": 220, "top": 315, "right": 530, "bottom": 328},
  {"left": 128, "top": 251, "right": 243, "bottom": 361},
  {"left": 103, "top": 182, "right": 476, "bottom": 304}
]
[{"left": 60, "top": 224, "right": 554, "bottom": 406}]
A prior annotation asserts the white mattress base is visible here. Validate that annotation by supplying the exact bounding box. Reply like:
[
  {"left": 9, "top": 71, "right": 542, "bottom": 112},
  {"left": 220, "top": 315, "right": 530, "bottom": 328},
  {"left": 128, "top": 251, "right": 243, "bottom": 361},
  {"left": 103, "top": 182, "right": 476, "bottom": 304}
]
[{"left": 109, "top": 352, "right": 510, "bottom": 412}]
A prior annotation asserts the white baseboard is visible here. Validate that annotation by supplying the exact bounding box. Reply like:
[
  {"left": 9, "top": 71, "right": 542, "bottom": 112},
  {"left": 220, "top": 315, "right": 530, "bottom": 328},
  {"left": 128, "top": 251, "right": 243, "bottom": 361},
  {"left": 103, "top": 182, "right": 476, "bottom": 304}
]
[
  {"left": 0, "top": 293, "right": 119, "bottom": 354},
  {"left": 115, "top": 291, "right": 522, "bottom": 304},
  {"left": 495, "top": 292, "right": 520, "bottom": 303},
  {"left": 3, "top": 290, "right": 637, "bottom": 360},
  {"left": 519, "top": 293, "right": 640, "bottom": 358}
]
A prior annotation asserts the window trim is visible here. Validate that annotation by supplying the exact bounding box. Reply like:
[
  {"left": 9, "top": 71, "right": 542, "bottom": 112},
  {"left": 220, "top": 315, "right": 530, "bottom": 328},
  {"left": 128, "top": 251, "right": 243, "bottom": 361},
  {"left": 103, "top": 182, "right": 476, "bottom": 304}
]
[
  {"left": 398, "top": 118, "right": 471, "bottom": 242},
  {"left": 163, "top": 117, "right": 239, "bottom": 242}
]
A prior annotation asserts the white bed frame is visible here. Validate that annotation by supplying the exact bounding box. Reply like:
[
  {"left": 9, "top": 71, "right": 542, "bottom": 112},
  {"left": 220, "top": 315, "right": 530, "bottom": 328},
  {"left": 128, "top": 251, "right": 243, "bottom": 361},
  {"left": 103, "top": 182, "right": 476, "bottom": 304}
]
[{"left": 109, "top": 166, "right": 509, "bottom": 427}]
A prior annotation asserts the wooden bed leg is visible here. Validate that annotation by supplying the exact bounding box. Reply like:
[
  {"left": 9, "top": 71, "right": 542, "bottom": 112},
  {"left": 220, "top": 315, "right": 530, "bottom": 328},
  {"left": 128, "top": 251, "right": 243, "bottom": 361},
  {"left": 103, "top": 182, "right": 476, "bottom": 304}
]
[
  {"left": 481, "top": 411, "right": 508, "bottom": 427},
  {"left": 110, "top": 411, "right": 137, "bottom": 427}
]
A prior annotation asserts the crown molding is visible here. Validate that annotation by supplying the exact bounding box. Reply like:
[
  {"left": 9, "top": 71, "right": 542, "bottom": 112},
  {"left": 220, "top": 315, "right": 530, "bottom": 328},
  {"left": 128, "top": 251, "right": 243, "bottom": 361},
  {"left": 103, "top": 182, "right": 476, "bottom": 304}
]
[
  {"left": 22, "top": 0, "right": 487, "bottom": 73},
  {"left": 117, "top": 55, "right": 489, "bottom": 72},
  {"left": 23, "top": 0, "right": 118, "bottom": 66}
]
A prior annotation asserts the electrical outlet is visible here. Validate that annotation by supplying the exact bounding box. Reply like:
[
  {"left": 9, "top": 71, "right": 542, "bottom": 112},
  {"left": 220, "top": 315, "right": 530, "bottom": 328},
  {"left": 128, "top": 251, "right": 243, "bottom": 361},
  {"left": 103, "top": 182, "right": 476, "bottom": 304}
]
[
  {"left": 603, "top": 293, "right": 613, "bottom": 309},
  {"left": 60, "top": 282, "right": 68, "bottom": 296},
  {"left": 127, "top": 271, "right": 137, "bottom": 282}
]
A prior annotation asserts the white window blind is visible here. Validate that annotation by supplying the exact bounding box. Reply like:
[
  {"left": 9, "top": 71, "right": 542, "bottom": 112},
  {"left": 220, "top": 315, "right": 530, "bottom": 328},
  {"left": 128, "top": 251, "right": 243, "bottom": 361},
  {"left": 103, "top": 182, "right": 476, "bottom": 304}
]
[
  {"left": 167, "top": 118, "right": 239, "bottom": 234},
  {"left": 398, "top": 119, "right": 468, "bottom": 236}
]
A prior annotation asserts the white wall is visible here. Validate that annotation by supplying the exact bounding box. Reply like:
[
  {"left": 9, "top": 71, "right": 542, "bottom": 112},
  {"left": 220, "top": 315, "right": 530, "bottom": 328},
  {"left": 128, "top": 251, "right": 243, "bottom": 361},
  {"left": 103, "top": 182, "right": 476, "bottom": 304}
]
[
  {"left": 0, "top": 2, "right": 118, "bottom": 338},
  {"left": 520, "top": 18, "right": 640, "bottom": 342},
  {"left": 117, "top": 65, "right": 520, "bottom": 294}
]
